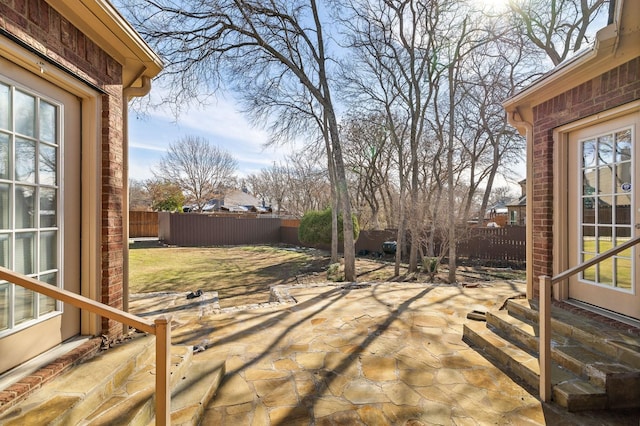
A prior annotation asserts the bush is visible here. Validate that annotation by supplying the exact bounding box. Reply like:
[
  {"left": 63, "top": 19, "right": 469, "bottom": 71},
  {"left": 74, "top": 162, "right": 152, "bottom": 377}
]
[
  {"left": 326, "top": 262, "right": 343, "bottom": 282},
  {"left": 298, "top": 208, "right": 359, "bottom": 245}
]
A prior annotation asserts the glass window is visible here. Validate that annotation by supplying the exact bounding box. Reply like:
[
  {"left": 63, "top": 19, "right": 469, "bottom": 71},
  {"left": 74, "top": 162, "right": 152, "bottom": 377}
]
[
  {"left": 0, "top": 80, "right": 60, "bottom": 335},
  {"left": 579, "top": 127, "right": 634, "bottom": 290}
]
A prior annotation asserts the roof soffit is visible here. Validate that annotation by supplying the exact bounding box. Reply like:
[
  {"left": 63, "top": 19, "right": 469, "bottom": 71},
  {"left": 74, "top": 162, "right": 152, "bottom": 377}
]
[{"left": 46, "top": 0, "right": 163, "bottom": 87}]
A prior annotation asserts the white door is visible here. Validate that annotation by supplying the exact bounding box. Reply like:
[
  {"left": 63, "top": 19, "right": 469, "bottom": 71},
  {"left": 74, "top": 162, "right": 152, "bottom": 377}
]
[
  {"left": 568, "top": 111, "right": 639, "bottom": 320},
  {"left": 0, "top": 57, "right": 81, "bottom": 373}
]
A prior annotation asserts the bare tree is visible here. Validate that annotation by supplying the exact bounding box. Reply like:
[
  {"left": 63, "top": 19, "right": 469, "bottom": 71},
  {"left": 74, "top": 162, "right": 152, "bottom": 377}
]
[
  {"left": 341, "top": 112, "right": 396, "bottom": 230},
  {"left": 122, "top": 0, "right": 357, "bottom": 280},
  {"left": 339, "top": 0, "right": 443, "bottom": 273},
  {"left": 129, "top": 179, "right": 152, "bottom": 211},
  {"left": 508, "top": 0, "right": 608, "bottom": 65},
  {"left": 152, "top": 136, "right": 237, "bottom": 211},
  {"left": 245, "top": 154, "right": 331, "bottom": 218}
]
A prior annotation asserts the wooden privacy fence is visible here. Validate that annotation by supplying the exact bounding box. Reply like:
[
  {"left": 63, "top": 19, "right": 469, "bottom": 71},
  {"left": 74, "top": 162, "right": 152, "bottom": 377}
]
[
  {"left": 154, "top": 212, "right": 526, "bottom": 263},
  {"left": 158, "top": 212, "right": 281, "bottom": 246},
  {"left": 457, "top": 226, "right": 526, "bottom": 262},
  {"left": 129, "top": 211, "right": 159, "bottom": 237}
]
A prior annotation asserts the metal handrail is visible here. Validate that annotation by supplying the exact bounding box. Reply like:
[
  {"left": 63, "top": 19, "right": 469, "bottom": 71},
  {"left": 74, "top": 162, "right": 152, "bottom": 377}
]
[
  {"left": 0, "top": 267, "right": 171, "bottom": 425},
  {"left": 537, "top": 234, "right": 640, "bottom": 402}
]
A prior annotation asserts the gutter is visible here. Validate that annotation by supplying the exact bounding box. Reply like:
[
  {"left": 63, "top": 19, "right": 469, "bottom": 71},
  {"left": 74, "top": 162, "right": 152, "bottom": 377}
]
[
  {"left": 123, "top": 75, "right": 152, "bottom": 99},
  {"left": 507, "top": 110, "right": 534, "bottom": 300}
]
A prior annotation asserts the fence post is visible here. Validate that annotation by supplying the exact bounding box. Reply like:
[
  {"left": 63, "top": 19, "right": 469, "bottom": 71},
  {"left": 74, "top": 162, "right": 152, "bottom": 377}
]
[
  {"left": 539, "top": 275, "right": 552, "bottom": 402},
  {"left": 155, "top": 316, "right": 171, "bottom": 425}
]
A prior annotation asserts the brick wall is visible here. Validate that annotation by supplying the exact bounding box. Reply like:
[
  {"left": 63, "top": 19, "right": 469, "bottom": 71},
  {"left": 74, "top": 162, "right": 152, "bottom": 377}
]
[
  {"left": 531, "top": 58, "right": 640, "bottom": 296},
  {"left": 2, "top": 0, "right": 126, "bottom": 338}
]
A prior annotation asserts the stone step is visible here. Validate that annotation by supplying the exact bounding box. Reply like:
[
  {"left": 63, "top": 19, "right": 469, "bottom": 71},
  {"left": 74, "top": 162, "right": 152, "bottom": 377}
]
[
  {"left": 463, "top": 320, "right": 608, "bottom": 412},
  {"left": 487, "top": 309, "right": 640, "bottom": 408},
  {"left": 488, "top": 310, "right": 608, "bottom": 374},
  {"left": 81, "top": 343, "right": 193, "bottom": 425},
  {"left": 0, "top": 333, "right": 156, "bottom": 425},
  {"left": 84, "top": 352, "right": 225, "bottom": 426},
  {"left": 0, "top": 334, "right": 226, "bottom": 425},
  {"left": 506, "top": 299, "right": 640, "bottom": 370}
]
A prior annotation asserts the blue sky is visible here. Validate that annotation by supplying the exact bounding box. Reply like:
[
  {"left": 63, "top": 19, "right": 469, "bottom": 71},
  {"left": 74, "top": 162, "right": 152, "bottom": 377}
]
[{"left": 127, "top": 94, "right": 291, "bottom": 182}]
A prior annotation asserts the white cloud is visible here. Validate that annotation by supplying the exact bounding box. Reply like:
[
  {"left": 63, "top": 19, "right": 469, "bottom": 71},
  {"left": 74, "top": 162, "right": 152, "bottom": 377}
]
[{"left": 127, "top": 92, "right": 290, "bottom": 181}]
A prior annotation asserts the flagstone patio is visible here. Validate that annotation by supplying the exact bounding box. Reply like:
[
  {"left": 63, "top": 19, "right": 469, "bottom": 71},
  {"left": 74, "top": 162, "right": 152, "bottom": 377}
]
[{"left": 130, "top": 281, "right": 640, "bottom": 425}]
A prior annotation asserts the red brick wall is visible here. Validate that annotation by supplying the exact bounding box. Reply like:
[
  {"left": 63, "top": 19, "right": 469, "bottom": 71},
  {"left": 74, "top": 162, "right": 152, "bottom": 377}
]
[
  {"left": 531, "top": 58, "right": 640, "bottom": 296},
  {"left": 2, "top": 0, "right": 126, "bottom": 337}
]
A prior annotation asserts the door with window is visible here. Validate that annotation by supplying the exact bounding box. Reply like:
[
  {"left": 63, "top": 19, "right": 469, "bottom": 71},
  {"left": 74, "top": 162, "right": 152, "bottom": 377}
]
[
  {"left": 0, "top": 57, "right": 81, "bottom": 373},
  {"left": 568, "top": 111, "right": 639, "bottom": 320}
]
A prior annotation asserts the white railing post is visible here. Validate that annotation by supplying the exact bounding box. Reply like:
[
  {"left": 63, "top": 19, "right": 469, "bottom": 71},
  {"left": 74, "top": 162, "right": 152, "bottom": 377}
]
[
  {"left": 155, "top": 316, "right": 171, "bottom": 426},
  {"left": 539, "top": 275, "right": 552, "bottom": 402}
]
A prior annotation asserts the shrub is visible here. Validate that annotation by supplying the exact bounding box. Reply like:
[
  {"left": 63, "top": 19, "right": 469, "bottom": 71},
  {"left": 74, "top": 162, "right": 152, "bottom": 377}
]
[{"left": 298, "top": 208, "right": 359, "bottom": 245}]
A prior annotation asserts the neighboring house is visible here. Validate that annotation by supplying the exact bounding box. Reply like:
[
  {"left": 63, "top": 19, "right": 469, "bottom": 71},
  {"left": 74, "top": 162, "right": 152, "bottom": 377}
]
[
  {"left": 201, "top": 189, "right": 271, "bottom": 213},
  {"left": 506, "top": 179, "right": 526, "bottom": 226},
  {"left": 503, "top": 0, "right": 639, "bottom": 320},
  {"left": 0, "top": 0, "right": 162, "bottom": 377},
  {"left": 484, "top": 200, "right": 508, "bottom": 227}
]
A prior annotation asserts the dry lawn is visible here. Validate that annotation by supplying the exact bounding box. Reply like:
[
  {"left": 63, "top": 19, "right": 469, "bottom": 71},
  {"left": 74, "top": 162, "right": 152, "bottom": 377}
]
[{"left": 128, "top": 243, "right": 525, "bottom": 308}]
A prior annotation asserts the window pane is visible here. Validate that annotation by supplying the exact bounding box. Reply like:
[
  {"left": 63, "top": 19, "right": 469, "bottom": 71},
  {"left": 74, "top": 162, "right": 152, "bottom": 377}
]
[
  {"left": 15, "top": 185, "right": 35, "bottom": 229},
  {"left": 39, "top": 272, "right": 57, "bottom": 315},
  {"left": 614, "top": 198, "right": 631, "bottom": 225},
  {"left": 597, "top": 135, "right": 614, "bottom": 165},
  {"left": 597, "top": 257, "right": 613, "bottom": 286},
  {"left": 582, "top": 252, "right": 596, "bottom": 281},
  {"left": 582, "top": 140, "right": 596, "bottom": 167},
  {"left": 597, "top": 167, "right": 613, "bottom": 195},
  {"left": 615, "top": 129, "right": 631, "bottom": 162},
  {"left": 39, "top": 143, "right": 56, "bottom": 185},
  {"left": 15, "top": 137, "right": 35, "bottom": 183},
  {"left": 14, "top": 90, "right": 35, "bottom": 137},
  {"left": 582, "top": 199, "right": 595, "bottom": 223},
  {"left": 14, "top": 286, "right": 35, "bottom": 325},
  {"left": 40, "top": 187, "right": 57, "bottom": 227},
  {"left": 40, "top": 230, "right": 57, "bottom": 272},
  {"left": 0, "top": 183, "right": 9, "bottom": 229},
  {"left": 616, "top": 258, "right": 632, "bottom": 290},
  {"left": 0, "top": 132, "right": 9, "bottom": 179},
  {"left": 0, "top": 282, "right": 8, "bottom": 331},
  {"left": 15, "top": 232, "right": 35, "bottom": 275},
  {"left": 39, "top": 101, "right": 56, "bottom": 143},
  {"left": 615, "top": 163, "right": 632, "bottom": 193},
  {"left": 582, "top": 168, "right": 596, "bottom": 195},
  {"left": 0, "top": 83, "right": 9, "bottom": 131},
  {"left": 582, "top": 226, "right": 596, "bottom": 249},
  {"left": 597, "top": 203, "right": 612, "bottom": 224},
  {"left": 0, "top": 233, "right": 9, "bottom": 267}
]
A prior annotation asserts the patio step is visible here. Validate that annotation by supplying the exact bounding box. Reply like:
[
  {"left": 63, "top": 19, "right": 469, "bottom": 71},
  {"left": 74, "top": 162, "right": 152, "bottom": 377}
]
[
  {"left": 506, "top": 299, "right": 640, "bottom": 370},
  {"left": 463, "top": 299, "right": 640, "bottom": 411},
  {"left": 463, "top": 320, "right": 607, "bottom": 412},
  {"left": 0, "top": 333, "right": 226, "bottom": 425}
]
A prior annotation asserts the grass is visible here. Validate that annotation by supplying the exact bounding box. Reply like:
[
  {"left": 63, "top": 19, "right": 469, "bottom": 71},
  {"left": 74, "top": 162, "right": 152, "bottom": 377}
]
[
  {"left": 129, "top": 243, "right": 526, "bottom": 308},
  {"left": 129, "top": 245, "right": 325, "bottom": 307}
]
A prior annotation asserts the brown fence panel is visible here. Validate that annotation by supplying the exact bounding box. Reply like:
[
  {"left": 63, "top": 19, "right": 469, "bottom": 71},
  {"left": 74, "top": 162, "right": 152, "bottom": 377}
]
[
  {"left": 159, "top": 213, "right": 281, "bottom": 246},
  {"left": 457, "top": 226, "right": 526, "bottom": 262},
  {"left": 129, "top": 211, "right": 159, "bottom": 237},
  {"left": 355, "top": 230, "right": 397, "bottom": 254},
  {"left": 280, "top": 226, "right": 301, "bottom": 246}
]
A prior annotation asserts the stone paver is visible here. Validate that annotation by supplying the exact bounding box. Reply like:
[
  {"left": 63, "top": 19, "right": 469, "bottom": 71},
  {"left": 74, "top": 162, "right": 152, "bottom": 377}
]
[{"left": 131, "top": 281, "right": 640, "bottom": 425}]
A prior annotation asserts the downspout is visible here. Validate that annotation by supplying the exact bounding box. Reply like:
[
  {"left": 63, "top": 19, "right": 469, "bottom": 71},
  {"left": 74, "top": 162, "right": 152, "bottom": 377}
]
[
  {"left": 507, "top": 109, "right": 534, "bottom": 299},
  {"left": 122, "top": 74, "right": 152, "bottom": 318}
]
